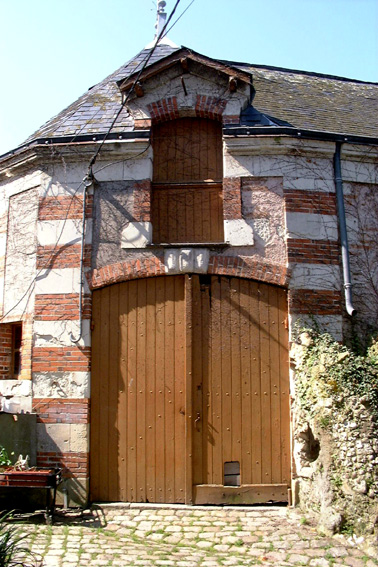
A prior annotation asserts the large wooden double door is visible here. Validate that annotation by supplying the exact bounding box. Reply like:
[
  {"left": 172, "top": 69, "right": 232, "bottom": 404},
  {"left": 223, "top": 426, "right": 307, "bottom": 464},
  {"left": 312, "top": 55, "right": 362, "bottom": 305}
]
[{"left": 90, "top": 275, "right": 290, "bottom": 504}]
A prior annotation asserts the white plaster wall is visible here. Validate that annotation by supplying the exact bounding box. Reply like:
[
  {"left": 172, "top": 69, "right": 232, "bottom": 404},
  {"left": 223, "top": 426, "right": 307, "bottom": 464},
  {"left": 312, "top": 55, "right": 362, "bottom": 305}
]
[
  {"left": 289, "top": 264, "right": 341, "bottom": 290},
  {"left": 33, "top": 319, "right": 91, "bottom": 348},
  {"left": 35, "top": 268, "right": 87, "bottom": 295},
  {"left": 121, "top": 221, "right": 153, "bottom": 249},
  {"left": 37, "top": 219, "right": 92, "bottom": 246},
  {"left": 33, "top": 371, "right": 90, "bottom": 399},
  {"left": 1, "top": 169, "right": 42, "bottom": 199},
  {"left": 289, "top": 313, "right": 343, "bottom": 342},
  {"left": 286, "top": 213, "right": 338, "bottom": 241},
  {"left": 93, "top": 153, "right": 153, "bottom": 182},
  {"left": 3, "top": 189, "right": 38, "bottom": 316},
  {"left": 224, "top": 219, "right": 254, "bottom": 246},
  {"left": 37, "top": 423, "right": 89, "bottom": 453}
]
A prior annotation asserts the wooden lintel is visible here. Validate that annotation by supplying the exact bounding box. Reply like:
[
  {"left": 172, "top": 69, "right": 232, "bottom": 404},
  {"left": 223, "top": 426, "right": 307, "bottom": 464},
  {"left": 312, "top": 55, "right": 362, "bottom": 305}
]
[{"left": 193, "top": 484, "right": 289, "bottom": 505}]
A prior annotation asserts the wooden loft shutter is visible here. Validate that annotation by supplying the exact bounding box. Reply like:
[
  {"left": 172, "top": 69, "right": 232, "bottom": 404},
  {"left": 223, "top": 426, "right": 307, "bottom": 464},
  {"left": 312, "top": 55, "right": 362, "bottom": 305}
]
[{"left": 152, "top": 118, "right": 224, "bottom": 244}]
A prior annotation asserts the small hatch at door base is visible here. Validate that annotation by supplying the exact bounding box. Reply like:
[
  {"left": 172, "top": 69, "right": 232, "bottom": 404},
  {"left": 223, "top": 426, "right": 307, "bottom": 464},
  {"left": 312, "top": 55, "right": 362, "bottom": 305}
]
[{"left": 224, "top": 461, "right": 240, "bottom": 486}]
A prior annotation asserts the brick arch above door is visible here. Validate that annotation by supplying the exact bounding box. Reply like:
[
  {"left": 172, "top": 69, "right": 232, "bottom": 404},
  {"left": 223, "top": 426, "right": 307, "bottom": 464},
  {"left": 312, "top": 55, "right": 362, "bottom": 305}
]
[{"left": 87, "top": 255, "right": 289, "bottom": 290}]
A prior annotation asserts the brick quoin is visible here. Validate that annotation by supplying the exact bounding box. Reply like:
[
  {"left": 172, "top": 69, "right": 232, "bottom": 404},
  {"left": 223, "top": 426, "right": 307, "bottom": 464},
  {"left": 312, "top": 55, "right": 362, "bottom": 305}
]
[
  {"left": 289, "top": 289, "right": 342, "bottom": 315},
  {"left": 287, "top": 239, "right": 340, "bottom": 264},
  {"left": 37, "top": 451, "right": 89, "bottom": 478},
  {"left": 34, "top": 294, "right": 91, "bottom": 320},
  {"left": 195, "top": 95, "right": 227, "bottom": 121},
  {"left": 147, "top": 97, "right": 180, "bottom": 123},
  {"left": 37, "top": 244, "right": 91, "bottom": 270},
  {"left": 32, "top": 398, "right": 90, "bottom": 424},
  {"left": 284, "top": 189, "right": 337, "bottom": 215},
  {"left": 133, "top": 179, "right": 152, "bottom": 222},
  {"left": 89, "top": 256, "right": 288, "bottom": 289},
  {"left": 38, "top": 195, "right": 93, "bottom": 221},
  {"left": 32, "top": 347, "right": 91, "bottom": 372},
  {"left": 223, "top": 177, "right": 242, "bottom": 220}
]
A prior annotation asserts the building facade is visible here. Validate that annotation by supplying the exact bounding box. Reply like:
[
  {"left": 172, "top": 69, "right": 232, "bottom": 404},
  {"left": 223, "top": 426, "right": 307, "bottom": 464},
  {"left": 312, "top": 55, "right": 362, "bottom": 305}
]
[{"left": 0, "top": 39, "right": 377, "bottom": 505}]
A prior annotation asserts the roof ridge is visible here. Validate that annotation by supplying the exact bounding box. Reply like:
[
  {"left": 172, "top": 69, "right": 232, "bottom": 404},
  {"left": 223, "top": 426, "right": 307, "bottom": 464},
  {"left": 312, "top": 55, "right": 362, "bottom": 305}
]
[{"left": 219, "top": 59, "right": 378, "bottom": 85}]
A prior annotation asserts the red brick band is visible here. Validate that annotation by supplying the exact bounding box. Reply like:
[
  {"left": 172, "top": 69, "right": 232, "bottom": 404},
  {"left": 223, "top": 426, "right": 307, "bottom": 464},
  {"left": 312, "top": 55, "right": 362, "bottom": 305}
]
[
  {"left": 223, "top": 177, "right": 242, "bottom": 220},
  {"left": 88, "top": 256, "right": 288, "bottom": 289},
  {"left": 33, "top": 398, "right": 90, "bottom": 424},
  {"left": 289, "top": 289, "right": 342, "bottom": 315},
  {"left": 37, "top": 244, "right": 91, "bottom": 270},
  {"left": 147, "top": 97, "right": 180, "bottom": 123},
  {"left": 288, "top": 239, "right": 340, "bottom": 264},
  {"left": 32, "top": 347, "right": 91, "bottom": 372},
  {"left": 34, "top": 293, "right": 91, "bottom": 321},
  {"left": 38, "top": 195, "right": 93, "bottom": 221},
  {"left": 284, "top": 189, "right": 336, "bottom": 215},
  {"left": 37, "top": 451, "right": 89, "bottom": 478},
  {"left": 195, "top": 95, "right": 227, "bottom": 121},
  {"left": 133, "top": 179, "right": 152, "bottom": 222}
]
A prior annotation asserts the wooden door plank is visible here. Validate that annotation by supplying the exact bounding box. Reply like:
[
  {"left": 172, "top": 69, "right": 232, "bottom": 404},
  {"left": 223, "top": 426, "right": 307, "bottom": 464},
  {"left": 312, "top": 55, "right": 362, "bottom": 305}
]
[
  {"left": 259, "top": 283, "right": 272, "bottom": 485},
  {"left": 174, "top": 276, "right": 186, "bottom": 502},
  {"left": 118, "top": 282, "right": 129, "bottom": 502},
  {"left": 192, "top": 275, "right": 203, "bottom": 486},
  {"left": 127, "top": 280, "right": 138, "bottom": 502},
  {"left": 98, "top": 286, "right": 110, "bottom": 500},
  {"left": 230, "top": 279, "right": 242, "bottom": 465},
  {"left": 269, "top": 286, "right": 282, "bottom": 484},
  {"left": 184, "top": 274, "right": 193, "bottom": 504},
  {"left": 155, "top": 277, "right": 166, "bottom": 502},
  {"left": 250, "top": 281, "right": 262, "bottom": 484},
  {"left": 221, "top": 277, "right": 232, "bottom": 470},
  {"left": 239, "top": 279, "right": 252, "bottom": 484},
  {"left": 210, "top": 277, "right": 222, "bottom": 484},
  {"left": 108, "top": 284, "right": 120, "bottom": 501},
  {"left": 145, "top": 279, "right": 157, "bottom": 502},
  {"left": 200, "top": 278, "right": 211, "bottom": 484},
  {"left": 136, "top": 279, "right": 147, "bottom": 501},
  {"left": 278, "top": 288, "right": 291, "bottom": 484},
  {"left": 164, "top": 277, "right": 175, "bottom": 502},
  {"left": 90, "top": 289, "right": 102, "bottom": 500}
]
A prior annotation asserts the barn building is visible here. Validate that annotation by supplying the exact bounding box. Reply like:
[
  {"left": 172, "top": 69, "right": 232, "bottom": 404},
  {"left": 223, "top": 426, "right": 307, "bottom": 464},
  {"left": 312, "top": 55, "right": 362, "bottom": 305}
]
[{"left": 0, "top": 4, "right": 377, "bottom": 506}]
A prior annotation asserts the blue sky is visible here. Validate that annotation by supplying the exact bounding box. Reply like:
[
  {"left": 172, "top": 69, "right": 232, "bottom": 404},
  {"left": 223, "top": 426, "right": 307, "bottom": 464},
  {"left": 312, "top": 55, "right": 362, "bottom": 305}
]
[{"left": 0, "top": 0, "right": 377, "bottom": 155}]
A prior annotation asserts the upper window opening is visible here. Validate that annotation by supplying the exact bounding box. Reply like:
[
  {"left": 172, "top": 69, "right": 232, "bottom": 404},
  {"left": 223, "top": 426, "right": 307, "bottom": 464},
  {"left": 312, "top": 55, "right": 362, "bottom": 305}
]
[{"left": 152, "top": 118, "right": 224, "bottom": 244}]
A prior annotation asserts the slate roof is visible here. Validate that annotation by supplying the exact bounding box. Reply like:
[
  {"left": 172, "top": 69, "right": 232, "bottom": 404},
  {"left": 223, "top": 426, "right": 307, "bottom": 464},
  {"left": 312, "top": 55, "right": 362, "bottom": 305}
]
[{"left": 17, "top": 43, "right": 378, "bottom": 149}]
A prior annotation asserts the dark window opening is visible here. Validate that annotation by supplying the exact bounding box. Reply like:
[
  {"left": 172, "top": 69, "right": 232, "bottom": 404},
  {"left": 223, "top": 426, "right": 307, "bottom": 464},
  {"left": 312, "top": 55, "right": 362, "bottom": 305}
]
[{"left": 12, "top": 323, "right": 22, "bottom": 378}]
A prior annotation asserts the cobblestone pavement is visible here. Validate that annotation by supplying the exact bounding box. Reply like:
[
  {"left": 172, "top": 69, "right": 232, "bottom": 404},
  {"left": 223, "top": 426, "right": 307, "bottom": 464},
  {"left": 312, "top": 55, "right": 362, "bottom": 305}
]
[{"left": 19, "top": 504, "right": 377, "bottom": 567}]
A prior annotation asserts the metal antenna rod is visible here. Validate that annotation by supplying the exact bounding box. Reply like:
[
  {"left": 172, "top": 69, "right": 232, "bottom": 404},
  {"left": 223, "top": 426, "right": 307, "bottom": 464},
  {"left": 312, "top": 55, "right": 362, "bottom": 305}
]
[{"left": 155, "top": 0, "right": 167, "bottom": 39}]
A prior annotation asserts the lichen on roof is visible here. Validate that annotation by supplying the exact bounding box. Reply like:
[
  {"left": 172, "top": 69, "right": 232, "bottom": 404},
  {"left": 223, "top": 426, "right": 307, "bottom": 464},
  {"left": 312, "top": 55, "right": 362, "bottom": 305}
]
[{"left": 18, "top": 44, "right": 378, "bottom": 148}]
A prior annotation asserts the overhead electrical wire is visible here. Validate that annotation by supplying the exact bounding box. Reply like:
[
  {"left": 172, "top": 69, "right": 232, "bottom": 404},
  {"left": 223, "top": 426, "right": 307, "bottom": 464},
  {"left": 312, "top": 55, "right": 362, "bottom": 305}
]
[{"left": 2, "top": 0, "right": 188, "bottom": 329}]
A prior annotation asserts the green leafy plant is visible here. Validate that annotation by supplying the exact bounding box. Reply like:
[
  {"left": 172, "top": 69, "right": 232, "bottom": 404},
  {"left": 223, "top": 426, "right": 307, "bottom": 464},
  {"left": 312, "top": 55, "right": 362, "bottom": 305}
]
[
  {"left": 0, "top": 512, "right": 41, "bottom": 566},
  {"left": 0, "top": 447, "right": 12, "bottom": 468},
  {"left": 294, "top": 329, "right": 378, "bottom": 421}
]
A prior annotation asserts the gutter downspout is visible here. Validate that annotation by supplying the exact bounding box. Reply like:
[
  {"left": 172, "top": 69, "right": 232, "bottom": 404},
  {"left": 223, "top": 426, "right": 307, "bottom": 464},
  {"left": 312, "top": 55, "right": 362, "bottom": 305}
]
[
  {"left": 334, "top": 141, "right": 356, "bottom": 317},
  {"left": 70, "top": 171, "right": 93, "bottom": 343}
]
